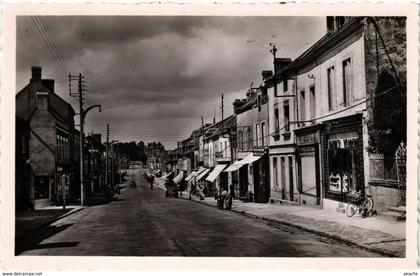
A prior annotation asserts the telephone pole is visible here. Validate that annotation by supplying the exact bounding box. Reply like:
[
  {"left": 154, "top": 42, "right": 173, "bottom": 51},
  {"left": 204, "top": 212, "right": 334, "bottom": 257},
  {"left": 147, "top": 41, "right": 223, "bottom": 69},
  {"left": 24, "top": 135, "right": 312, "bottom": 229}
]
[
  {"left": 69, "top": 73, "right": 101, "bottom": 206},
  {"left": 69, "top": 73, "right": 86, "bottom": 205},
  {"left": 221, "top": 94, "right": 224, "bottom": 132}
]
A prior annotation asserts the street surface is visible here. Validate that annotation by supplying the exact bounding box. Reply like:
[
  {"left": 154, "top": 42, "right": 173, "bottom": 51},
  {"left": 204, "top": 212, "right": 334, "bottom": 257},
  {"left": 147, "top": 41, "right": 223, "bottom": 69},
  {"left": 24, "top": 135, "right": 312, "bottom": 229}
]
[{"left": 18, "top": 168, "right": 381, "bottom": 257}]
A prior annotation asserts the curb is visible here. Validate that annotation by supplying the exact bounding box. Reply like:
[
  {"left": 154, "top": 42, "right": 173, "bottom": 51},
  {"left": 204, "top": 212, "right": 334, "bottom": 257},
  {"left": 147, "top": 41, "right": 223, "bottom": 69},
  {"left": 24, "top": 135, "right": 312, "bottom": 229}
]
[
  {"left": 35, "top": 206, "right": 84, "bottom": 231},
  {"left": 179, "top": 196, "right": 402, "bottom": 258}
]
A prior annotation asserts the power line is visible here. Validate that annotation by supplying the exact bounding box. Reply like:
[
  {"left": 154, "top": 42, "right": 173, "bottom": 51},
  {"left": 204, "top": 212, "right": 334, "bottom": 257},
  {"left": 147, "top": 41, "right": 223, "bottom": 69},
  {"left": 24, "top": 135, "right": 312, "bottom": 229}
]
[
  {"left": 109, "top": 128, "right": 190, "bottom": 140},
  {"left": 30, "top": 16, "right": 68, "bottom": 77}
]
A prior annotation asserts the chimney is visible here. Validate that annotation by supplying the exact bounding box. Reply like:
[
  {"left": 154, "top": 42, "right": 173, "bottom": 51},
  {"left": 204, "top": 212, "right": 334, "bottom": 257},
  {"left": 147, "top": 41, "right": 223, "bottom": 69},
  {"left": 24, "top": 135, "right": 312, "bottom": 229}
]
[
  {"left": 42, "top": 79, "right": 55, "bottom": 93},
  {"left": 261, "top": 70, "right": 273, "bottom": 81},
  {"left": 274, "top": 58, "right": 292, "bottom": 73},
  {"left": 31, "top": 66, "right": 42, "bottom": 83}
]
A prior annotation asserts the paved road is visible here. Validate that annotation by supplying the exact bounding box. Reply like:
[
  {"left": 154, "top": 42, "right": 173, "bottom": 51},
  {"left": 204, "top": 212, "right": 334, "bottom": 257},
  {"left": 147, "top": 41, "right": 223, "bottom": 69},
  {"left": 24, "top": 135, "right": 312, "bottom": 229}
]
[{"left": 18, "top": 168, "right": 381, "bottom": 257}]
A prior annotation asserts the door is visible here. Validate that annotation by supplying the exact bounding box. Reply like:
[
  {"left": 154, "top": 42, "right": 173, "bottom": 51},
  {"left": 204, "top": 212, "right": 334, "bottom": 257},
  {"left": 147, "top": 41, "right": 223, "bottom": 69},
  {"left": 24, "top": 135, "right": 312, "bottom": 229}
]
[
  {"left": 288, "top": 156, "right": 294, "bottom": 202},
  {"left": 239, "top": 165, "right": 248, "bottom": 198},
  {"left": 280, "top": 157, "right": 286, "bottom": 199}
]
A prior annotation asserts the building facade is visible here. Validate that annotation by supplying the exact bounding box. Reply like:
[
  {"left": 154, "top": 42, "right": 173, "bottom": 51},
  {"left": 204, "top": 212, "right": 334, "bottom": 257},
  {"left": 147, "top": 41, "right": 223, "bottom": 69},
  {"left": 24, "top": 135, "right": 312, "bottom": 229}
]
[{"left": 16, "top": 66, "right": 78, "bottom": 208}]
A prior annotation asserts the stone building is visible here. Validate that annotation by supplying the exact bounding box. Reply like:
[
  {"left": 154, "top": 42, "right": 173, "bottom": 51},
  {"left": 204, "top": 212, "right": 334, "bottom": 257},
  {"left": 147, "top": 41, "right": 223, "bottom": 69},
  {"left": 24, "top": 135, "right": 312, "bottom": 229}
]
[
  {"left": 264, "top": 16, "right": 406, "bottom": 213},
  {"left": 16, "top": 66, "right": 78, "bottom": 208}
]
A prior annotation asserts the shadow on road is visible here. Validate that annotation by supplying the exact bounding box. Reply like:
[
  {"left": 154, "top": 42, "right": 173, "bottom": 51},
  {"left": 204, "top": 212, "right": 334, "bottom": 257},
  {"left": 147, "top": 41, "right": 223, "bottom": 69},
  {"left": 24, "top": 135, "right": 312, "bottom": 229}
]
[
  {"left": 15, "top": 223, "right": 75, "bottom": 255},
  {"left": 29, "top": 241, "right": 79, "bottom": 250}
]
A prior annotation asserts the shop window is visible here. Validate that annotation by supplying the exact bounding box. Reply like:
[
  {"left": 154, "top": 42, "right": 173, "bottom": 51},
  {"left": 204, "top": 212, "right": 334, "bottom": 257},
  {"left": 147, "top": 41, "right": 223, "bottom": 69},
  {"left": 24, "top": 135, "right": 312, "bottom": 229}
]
[
  {"left": 327, "top": 66, "right": 336, "bottom": 111},
  {"left": 342, "top": 58, "right": 352, "bottom": 107},
  {"left": 327, "top": 138, "right": 358, "bottom": 194}
]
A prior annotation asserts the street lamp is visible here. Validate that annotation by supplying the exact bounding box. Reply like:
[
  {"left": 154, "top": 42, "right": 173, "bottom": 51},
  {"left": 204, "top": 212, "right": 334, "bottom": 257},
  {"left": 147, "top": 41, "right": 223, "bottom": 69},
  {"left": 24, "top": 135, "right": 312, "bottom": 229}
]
[{"left": 80, "top": 104, "right": 102, "bottom": 206}]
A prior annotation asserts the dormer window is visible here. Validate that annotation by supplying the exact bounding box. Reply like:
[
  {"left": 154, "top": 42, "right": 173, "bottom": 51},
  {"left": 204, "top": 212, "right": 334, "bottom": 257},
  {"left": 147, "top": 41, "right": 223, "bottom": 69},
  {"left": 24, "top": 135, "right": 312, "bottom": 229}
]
[{"left": 283, "top": 80, "right": 288, "bottom": 92}]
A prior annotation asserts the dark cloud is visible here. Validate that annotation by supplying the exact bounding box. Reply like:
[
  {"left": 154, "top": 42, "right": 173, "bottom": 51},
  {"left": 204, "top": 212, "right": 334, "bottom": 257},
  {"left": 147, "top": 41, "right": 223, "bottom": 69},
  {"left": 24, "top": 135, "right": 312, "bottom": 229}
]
[{"left": 16, "top": 16, "right": 326, "bottom": 148}]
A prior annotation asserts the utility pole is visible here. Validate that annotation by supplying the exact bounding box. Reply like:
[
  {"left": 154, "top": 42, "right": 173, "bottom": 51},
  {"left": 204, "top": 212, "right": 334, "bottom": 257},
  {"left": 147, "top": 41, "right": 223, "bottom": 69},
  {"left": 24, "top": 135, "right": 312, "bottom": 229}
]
[
  {"left": 78, "top": 73, "right": 85, "bottom": 206},
  {"left": 105, "top": 123, "right": 109, "bottom": 198},
  {"left": 69, "top": 73, "right": 86, "bottom": 206},
  {"left": 221, "top": 94, "right": 224, "bottom": 132}
]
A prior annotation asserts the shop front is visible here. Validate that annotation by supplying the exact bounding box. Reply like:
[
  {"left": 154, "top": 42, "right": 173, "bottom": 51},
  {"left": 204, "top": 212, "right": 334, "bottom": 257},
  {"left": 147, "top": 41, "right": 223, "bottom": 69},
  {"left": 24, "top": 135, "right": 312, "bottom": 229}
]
[
  {"left": 321, "top": 114, "right": 365, "bottom": 211},
  {"left": 295, "top": 125, "right": 322, "bottom": 208}
]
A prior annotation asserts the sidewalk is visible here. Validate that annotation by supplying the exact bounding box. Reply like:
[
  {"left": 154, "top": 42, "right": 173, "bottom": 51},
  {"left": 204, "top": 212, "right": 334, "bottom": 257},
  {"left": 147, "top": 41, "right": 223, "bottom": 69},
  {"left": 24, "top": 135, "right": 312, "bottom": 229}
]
[
  {"left": 15, "top": 205, "right": 83, "bottom": 241},
  {"left": 155, "top": 177, "right": 406, "bottom": 257}
]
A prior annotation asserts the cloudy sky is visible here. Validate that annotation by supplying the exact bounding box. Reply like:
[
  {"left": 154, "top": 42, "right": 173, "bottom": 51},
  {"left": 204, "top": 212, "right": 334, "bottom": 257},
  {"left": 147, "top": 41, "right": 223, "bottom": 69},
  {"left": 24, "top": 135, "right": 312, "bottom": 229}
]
[{"left": 16, "top": 16, "right": 325, "bottom": 149}]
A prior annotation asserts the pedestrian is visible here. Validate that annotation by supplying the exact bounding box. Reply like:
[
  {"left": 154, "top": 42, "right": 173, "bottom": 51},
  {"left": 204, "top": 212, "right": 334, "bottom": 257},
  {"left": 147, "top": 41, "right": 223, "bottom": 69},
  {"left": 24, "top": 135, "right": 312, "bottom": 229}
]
[{"left": 229, "top": 184, "right": 234, "bottom": 208}]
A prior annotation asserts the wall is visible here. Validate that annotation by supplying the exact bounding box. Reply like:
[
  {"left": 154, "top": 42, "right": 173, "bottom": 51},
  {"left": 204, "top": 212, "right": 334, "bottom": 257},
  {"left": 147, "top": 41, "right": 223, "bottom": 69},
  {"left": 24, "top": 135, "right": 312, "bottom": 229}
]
[
  {"left": 267, "top": 79, "right": 296, "bottom": 146},
  {"left": 29, "top": 95, "right": 57, "bottom": 176},
  {"left": 295, "top": 32, "right": 367, "bottom": 126}
]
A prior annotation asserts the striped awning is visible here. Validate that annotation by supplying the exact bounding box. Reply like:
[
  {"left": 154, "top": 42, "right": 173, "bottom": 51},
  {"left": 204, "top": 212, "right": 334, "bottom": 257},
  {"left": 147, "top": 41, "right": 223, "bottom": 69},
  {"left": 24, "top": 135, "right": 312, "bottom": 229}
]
[
  {"left": 185, "top": 167, "right": 206, "bottom": 182},
  {"left": 205, "top": 164, "right": 228, "bottom": 182},
  {"left": 196, "top": 168, "right": 210, "bottom": 181},
  {"left": 173, "top": 171, "right": 184, "bottom": 184},
  {"left": 224, "top": 154, "right": 262, "bottom": 172}
]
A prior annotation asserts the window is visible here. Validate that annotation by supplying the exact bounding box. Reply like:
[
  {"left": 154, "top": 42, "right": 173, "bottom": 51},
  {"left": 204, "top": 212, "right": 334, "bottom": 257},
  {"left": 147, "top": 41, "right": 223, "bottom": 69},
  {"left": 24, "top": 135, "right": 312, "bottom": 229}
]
[
  {"left": 257, "top": 95, "right": 261, "bottom": 112},
  {"left": 273, "top": 157, "right": 278, "bottom": 187},
  {"left": 274, "top": 105, "right": 280, "bottom": 141},
  {"left": 328, "top": 138, "right": 358, "bottom": 194},
  {"left": 255, "top": 123, "right": 259, "bottom": 147},
  {"left": 309, "top": 86, "right": 316, "bottom": 120},
  {"left": 247, "top": 127, "right": 252, "bottom": 149},
  {"left": 284, "top": 101, "right": 290, "bottom": 132},
  {"left": 300, "top": 90, "right": 306, "bottom": 122},
  {"left": 261, "top": 122, "right": 265, "bottom": 146},
  {"left": 342, "top": 58, "right": 352, "bottom": 107},
  {"left": 327, "top": 66, "right": 336, "bottom": 110},
  {"left": 283, "top": 80, "right": 288, "bottom": 92}
]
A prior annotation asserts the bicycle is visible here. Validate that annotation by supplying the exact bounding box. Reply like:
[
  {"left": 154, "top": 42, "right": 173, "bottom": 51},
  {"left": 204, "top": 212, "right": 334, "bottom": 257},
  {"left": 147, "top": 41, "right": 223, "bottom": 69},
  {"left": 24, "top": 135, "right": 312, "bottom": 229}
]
[{"left": 346, "top": 191, "right": 375, "bottom": 218}]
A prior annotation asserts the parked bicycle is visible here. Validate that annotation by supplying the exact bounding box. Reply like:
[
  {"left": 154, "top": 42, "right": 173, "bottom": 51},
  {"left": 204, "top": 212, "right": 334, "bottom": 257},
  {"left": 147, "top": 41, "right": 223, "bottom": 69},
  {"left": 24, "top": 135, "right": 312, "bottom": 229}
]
[{"left": 346, "top": 191, "right": 376, "bottom": 218}]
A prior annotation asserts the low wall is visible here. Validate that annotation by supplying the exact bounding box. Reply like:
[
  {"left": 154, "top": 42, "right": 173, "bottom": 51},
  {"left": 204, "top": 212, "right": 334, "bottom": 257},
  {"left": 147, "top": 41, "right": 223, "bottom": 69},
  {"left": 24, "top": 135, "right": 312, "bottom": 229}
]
[{"left": 368, "top": 180, "right": 401, "bottom": 212}]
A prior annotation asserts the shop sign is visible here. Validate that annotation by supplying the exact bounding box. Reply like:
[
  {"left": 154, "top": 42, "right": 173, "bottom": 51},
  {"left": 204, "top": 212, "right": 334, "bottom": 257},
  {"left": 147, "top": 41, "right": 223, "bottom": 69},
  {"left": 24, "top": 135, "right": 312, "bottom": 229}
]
[
  {"left": 297, "top": 132, "right": 319, "bottom": 145},
  {"left": 253, "top": 147, "right": 266, "bottom": 156}
]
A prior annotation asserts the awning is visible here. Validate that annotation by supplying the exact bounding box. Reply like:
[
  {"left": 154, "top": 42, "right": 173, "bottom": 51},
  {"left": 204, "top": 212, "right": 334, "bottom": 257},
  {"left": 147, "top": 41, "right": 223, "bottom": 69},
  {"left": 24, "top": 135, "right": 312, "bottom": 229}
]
[
  {"left": 241, "top": 154, "right": 262, "bottom": 164},
  {"left": 224, "top": 154, "right": 263, "bottom": 172},
  {"left": 184, "top": 171, "right": 196, "bottom": 182},
  {"left": 173, "top": 171, "right": 184, "bottom": 184},
  {"left": 205, "top": 164, "right": 228, "bottom": 182},
  {"left": 196, "top": 168, "right": 210, "bottom": 181},
  {"left": 224, "top": 160, "right": 244, "bottom": 172},
  {"left": 185, "top": 167, "right": 206, "bottom": 182}
]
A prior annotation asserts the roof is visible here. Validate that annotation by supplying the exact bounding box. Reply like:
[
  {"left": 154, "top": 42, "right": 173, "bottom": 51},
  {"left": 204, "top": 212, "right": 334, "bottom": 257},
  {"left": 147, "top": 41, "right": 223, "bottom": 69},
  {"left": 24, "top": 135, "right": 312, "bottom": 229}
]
[
  {"left": 16, "top": 80, "right": 76, "bottom": 125},
  {"left": 204, "top": 114, "right": 236, "bottom": 140},
  {"left": 264, "top": 17, "right": 363, "bottom": 84}
]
